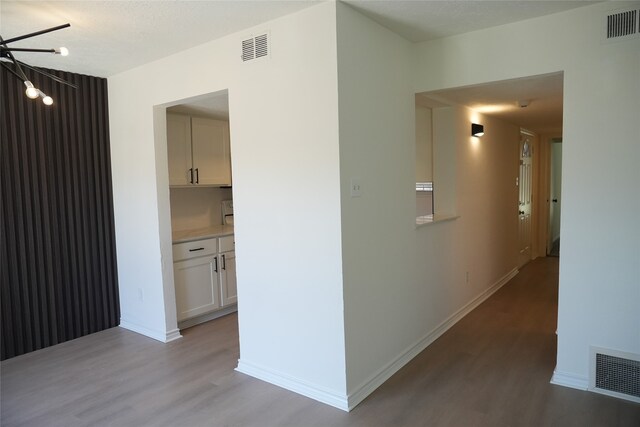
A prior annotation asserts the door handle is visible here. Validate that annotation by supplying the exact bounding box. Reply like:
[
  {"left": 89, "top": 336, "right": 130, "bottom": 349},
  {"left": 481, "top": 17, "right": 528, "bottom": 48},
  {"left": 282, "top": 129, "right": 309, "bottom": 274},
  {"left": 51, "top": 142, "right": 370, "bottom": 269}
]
[
  {"left": 188, "top": 247, "right": 204, "bottom": 252},
  {"left": 189, "top": 168, "right": 194, "bottom": 184},
  {"left": 213, "top": 256, "right": 218, "bottom": 272},
  {"left": 221, "top": 254, "right": 226, "bottom": 270},
  {"left": 195, "top": 168, "right": 199, "bottom": 184}
]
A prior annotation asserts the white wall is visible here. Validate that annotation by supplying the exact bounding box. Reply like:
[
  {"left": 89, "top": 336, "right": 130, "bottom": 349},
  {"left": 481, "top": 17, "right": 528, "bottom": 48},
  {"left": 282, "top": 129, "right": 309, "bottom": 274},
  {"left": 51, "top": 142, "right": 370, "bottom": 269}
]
[
  {"left": 336, "top": 3, "right": 415, "bottom": 404},
  {"left": 336, "top": 2, "right": 520, "bottom": 407},
  {"left": 109, "top": 2, "right": 349, "bottom": 406},
  {"left": 432, "top": 107, "right": 457, "bottom": 216},
  {"left": 415, "top": 105, "right": 433, "bottom": 182},
  {"left": 413, "top": 1, "right": 640, "bottom": 388}
]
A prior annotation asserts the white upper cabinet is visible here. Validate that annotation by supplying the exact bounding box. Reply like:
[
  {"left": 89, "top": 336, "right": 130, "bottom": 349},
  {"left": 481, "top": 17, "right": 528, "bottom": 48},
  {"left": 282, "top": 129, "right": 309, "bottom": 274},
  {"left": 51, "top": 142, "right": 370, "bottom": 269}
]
[
  {"left": 167, "top": 114, "right": 193, "bottom": 186},
  {"left": 191, "top": 117, "right": 231, "bottom": 186},
  {"left": 167, "top": 113, "right": 232, "bottom": 187}
]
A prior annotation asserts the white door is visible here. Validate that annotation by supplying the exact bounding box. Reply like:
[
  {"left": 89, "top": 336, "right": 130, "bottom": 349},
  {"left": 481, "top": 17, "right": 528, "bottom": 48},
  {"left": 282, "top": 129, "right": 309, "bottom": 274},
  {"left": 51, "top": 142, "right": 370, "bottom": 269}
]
[
  {"left": 518, "top": 134, "right": 533, "bottom": 267},
  {"left": 191, "top": 117, "right": 231, "bottom": 186},
  {"left": 166, "top": 114, "right": 193, "bottom": 186},
  {"left": 220, "top": 251, "right": 237, "bottom": 306},
  {"left": 174, "top": 255, "right": 221, "bottom": 321}
]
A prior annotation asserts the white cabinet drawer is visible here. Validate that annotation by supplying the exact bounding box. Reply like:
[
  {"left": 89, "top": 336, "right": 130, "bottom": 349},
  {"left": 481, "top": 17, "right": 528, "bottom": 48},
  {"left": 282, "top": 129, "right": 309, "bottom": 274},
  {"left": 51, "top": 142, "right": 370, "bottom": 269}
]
[
  {"left": 219, "top": 235, "right": 235, "bottom": 252},
  {"left": 173, "top": 238, "right": 217, "bottom": 261}
]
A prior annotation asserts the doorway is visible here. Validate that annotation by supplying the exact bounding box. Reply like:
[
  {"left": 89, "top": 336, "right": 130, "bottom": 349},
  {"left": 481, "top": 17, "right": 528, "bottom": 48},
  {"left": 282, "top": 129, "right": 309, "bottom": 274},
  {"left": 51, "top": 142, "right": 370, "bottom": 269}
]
[
  {"left": 518, "top": 131, "right": 533, "bottom": 267},
  {"left": 161, "top": 90, "right": 240, "bottom": 332},
  {"left": 548, "top": 139, "right": 562, "bottom": 257}
]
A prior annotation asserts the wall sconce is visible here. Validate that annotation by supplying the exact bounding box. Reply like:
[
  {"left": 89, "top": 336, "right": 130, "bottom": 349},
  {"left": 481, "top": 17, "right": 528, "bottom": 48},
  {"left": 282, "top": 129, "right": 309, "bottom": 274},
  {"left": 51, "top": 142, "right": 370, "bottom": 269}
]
[{"left": 471, "top": 123, "right": 484, "bottom": 137}]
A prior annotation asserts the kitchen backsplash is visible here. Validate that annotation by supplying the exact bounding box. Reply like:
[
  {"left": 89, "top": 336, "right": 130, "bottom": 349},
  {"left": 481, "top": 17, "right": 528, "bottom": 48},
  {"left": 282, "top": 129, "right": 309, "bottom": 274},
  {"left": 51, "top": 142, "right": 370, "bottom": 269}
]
[{"left": 170, "top": 187, "right": 233, "bottom": 231}]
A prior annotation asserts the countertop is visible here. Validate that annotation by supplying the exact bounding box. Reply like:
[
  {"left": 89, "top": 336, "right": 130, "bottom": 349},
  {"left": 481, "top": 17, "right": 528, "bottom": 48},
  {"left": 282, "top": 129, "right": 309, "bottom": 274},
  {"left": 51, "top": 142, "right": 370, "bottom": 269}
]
[{"left": 172, "top": 225, "right": 234, "bottom": 244}]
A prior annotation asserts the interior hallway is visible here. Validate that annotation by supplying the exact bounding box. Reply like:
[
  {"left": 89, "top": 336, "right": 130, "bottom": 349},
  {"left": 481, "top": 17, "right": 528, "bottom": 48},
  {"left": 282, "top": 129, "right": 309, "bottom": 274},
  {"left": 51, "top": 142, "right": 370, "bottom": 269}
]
[{"left": 2, "top": 258, "right": 639, "bottom": 426}]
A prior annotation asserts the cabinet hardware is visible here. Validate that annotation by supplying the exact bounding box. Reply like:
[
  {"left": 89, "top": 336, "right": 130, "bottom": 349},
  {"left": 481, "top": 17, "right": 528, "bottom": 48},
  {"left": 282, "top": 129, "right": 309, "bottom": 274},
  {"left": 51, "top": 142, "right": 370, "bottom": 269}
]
[
  {"left": 189, "top": 168, "right": 194, "bottom": 184},
  {"left": 214, "top": 256, "right": 218, "bottom": 272},
  {"left": 189, "top": 247, "right": 205, "bottom": 252},
  {"left": 222, "top": 254, "right": 226, "bottom": 270},
  {"left": 195, "top": 168, "right": 199, "bottom": 184}
]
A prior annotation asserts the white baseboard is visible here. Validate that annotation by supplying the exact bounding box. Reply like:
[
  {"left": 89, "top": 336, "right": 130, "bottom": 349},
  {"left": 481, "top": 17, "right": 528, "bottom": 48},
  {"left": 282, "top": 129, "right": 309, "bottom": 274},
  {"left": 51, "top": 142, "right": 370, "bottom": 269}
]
[
  {"left": 550, "top": 369, "right": 589, "bottom": 390},
  {"left": 165, "top": 328, "right": 183, "bottom": 342},
  {"left": 119, "top": 319, "right": 182, "bottom": 343},
  {"left": 236, "top": 360, "right": 349, "bottom": 412},
  {"left": 347, "top": 267, "right": 519, "bottom": 410},
  {"left": 178, "top": 305, "right": 237, "bottom": 330}
]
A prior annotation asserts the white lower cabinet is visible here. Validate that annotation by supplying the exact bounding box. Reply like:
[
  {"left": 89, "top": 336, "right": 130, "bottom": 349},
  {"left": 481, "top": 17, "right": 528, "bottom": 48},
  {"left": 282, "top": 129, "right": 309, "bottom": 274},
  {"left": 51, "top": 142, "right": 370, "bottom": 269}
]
[
  {"left": 174, "top": 255, "right": 220, "bottom": 322},
  {"left": 173, "top": 235, "right": 237, "bottom": 325},
  {"left": 220, "top": 251, "right": 237, "bottom": 306}
]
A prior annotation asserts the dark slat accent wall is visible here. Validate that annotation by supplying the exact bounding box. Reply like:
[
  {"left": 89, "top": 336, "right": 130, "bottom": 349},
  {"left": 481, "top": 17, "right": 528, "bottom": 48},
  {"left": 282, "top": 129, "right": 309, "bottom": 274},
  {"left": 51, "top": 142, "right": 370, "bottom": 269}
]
[{"left": 0, "top": 66, "right": 119, "bottom": 360}]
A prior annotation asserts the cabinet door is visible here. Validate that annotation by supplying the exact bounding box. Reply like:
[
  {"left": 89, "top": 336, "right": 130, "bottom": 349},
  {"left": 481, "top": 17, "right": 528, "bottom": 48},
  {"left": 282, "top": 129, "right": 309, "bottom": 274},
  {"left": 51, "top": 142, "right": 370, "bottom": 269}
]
[
  {"left": 191, "top": 117, "right": 231, "bottom": 186},
  {"left": 174, "top": 255, "right": 221, "bottom": 321},
  {"left": 220, "top": 251, "right": 237, "bottom": 306},
  {"left": 166, "top": 114, "right": 193, "bottom": 186}
]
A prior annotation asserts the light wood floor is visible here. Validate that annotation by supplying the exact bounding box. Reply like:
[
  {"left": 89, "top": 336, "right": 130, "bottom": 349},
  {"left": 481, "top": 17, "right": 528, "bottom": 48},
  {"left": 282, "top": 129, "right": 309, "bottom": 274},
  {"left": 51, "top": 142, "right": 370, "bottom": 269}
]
[{"left": 2, "top": 258, "right": 639, "bottom": 426}]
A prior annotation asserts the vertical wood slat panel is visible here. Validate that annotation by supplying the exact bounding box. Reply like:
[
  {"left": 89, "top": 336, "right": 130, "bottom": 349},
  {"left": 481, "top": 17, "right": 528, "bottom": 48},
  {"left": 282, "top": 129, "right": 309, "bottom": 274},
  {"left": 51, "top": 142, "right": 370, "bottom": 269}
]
[{"left": 0, "top": 66, "right": 119, "bottom": 360}]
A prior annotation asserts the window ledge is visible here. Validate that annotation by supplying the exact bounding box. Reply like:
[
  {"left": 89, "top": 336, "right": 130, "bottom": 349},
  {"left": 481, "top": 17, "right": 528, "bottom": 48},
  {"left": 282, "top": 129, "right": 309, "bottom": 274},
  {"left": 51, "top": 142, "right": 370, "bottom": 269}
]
[{"left": 415, "top": 214, "right": 460, "bottom": 228}]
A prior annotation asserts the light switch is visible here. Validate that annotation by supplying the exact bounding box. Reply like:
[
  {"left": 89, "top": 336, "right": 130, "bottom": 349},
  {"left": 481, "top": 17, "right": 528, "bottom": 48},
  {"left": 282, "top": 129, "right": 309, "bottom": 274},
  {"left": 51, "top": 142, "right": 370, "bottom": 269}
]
[{"left": 350, "top": 178, "right": 362, "bottom": 198}]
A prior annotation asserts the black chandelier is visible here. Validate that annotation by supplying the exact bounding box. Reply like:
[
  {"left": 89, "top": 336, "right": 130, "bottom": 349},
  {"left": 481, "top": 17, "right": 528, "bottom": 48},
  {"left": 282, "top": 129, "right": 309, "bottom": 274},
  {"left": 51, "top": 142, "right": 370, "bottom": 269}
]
[{"left": 0, "top": 23, "right": 76, "bottom": 106}]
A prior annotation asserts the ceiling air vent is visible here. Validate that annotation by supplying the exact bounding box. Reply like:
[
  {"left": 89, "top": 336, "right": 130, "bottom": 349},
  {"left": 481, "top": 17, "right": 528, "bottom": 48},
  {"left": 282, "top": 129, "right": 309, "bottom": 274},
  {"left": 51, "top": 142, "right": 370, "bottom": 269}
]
[
  {"left": 241, "top": 32, "right": 270, "bottom": 62},
  {"left": 590, "top": 347, "right": 640, "bottom": 403},
  {"left": 606, "top": 8, "right": 639, "bottom": 39}
]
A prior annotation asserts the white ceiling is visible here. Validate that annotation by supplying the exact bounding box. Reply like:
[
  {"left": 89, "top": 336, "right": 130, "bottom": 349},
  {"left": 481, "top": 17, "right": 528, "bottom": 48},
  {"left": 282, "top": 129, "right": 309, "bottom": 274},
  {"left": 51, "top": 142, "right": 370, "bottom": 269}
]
[
  {"left": 343, "top": 0, "right": 599, "bottom": 42},
  {"left": 167, "top": 92, "right": 230, "bottom": 120},
  {"left": 2, "top": 1, "right": 580, "bottom": 132},
  {"left": 0, "top": 1, "right": 321, "bottom": 77},
  {"left": 1, "top": 1, "right": 598, "bottom": 77}
]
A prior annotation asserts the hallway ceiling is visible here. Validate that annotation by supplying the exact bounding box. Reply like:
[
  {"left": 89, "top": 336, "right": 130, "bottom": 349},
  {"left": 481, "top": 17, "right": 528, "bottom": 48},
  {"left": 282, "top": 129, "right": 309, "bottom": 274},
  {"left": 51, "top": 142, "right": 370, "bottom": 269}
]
[
  {"left": 1, "top": 1, "right": 597, "bottom": 77},
  {"left": 417, "top": 73, "right": 564, "bottom": 135}
]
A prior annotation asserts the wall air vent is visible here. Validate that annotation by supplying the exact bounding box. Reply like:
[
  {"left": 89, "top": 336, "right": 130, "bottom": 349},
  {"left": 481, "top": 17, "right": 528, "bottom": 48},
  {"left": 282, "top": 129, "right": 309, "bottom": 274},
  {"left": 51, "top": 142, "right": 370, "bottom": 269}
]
[
  {"left": 605, "top": 8, "right": 639, "bottom": 40},
  {"left": 590, "top": 347, "right": 640, "bottom": 403},
  {"left": 241, "top": 32, "right": 270, "bottom": 62},
  {"left": 242, "top": 38, "right": 254, "bottom": 62},
  {"left": 255, "top": 34, "right": 269, "bottom": 58}
]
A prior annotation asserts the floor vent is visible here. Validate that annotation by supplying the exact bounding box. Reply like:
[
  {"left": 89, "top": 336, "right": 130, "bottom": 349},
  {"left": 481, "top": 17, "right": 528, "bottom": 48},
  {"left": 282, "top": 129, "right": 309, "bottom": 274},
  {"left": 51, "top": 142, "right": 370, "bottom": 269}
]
[
  {"left": 241, "top": 32, "right": 270, "bottom": 62},
  {"left": 606, "top": 8, "right": 639, "bottom": 40},
  {"left": 590, "top": 347, "right": 640, "bottom": 403}
]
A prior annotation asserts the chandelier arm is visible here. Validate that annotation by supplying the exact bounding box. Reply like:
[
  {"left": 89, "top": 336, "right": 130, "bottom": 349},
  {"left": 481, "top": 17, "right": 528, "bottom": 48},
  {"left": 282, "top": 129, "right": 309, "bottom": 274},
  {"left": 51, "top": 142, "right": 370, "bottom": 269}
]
[
  {"left": 0, "top": 37, "right": 30, "bottom": 82},
  {"left": 1, "top": 61, "right": 26, "bottom": 81},
  {"left": 2, "top": 48, "right": 57, "bottom": 54},
  {"left": 2, "top": 23, "right": 71, "bottom": 45},
  {"left": 15, "top": 60, "right": 78, "bottom": 89}
]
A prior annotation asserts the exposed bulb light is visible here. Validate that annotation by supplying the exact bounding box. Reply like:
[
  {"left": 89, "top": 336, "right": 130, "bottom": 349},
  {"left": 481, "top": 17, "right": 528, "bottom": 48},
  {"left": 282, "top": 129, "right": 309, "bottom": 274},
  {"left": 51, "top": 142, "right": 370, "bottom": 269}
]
[
  {"left": 24, "top": 81, "right": 39, "bottom": 99},
  {"left": 55, "top": 47, "right": 69, "bottom": 56},
  {"left": 37, "top": 89, "right": 53, "bottom": 106}
]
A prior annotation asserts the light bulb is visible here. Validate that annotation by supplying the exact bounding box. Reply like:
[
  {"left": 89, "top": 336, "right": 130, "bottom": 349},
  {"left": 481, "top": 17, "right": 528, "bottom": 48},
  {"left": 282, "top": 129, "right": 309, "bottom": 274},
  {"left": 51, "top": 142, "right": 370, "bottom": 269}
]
[
  {"left": 55, "top": 47, "right": 69, "bottom": 56},
  {"left": 24, "top": 81, "right": 39, "bottom": 99},
  {"left": 42, "top": 96, "right": 53, "bottom": 106}
]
